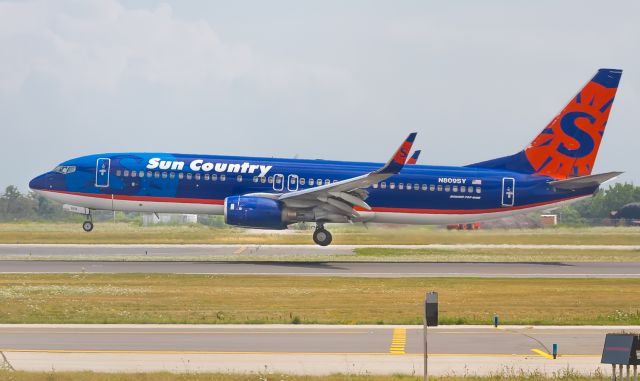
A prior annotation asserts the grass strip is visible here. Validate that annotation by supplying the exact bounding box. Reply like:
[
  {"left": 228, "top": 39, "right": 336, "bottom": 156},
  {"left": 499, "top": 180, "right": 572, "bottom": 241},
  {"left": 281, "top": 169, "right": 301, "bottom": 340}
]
[
  {"left": 354, "top": 247, "right": 640, "bottom": 262},
  {"left": 2, "top": 223, "right": 640, "bottom": 245},
  {"left": 0, "top": 274, "right": 639, "bottom": 325}
]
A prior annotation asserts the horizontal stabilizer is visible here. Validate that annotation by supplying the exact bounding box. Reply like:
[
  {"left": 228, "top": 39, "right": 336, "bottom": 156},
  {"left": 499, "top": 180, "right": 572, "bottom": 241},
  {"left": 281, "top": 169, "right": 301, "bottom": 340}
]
[{"left": 548, "top": 171, "right": 623, "bottom": 190}]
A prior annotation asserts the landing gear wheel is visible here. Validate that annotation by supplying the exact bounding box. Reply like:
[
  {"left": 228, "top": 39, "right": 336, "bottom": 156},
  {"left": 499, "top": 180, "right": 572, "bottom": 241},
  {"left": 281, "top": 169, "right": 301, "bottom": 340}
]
[
  {"left": 82, "top": 221, "right": 94, "bottom": 232},
  {"left": 313, "top": 228, "right": 332, "bottom": 246}
]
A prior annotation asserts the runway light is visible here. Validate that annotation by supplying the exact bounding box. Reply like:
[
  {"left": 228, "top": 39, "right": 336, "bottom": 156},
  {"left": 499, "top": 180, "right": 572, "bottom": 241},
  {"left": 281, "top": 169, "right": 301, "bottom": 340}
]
[
  {"left": 493, "top": 314, "right": 499, "bottom": 328},
  {"left": 552, "top": 343, "right": 558, "bottom": 359}
]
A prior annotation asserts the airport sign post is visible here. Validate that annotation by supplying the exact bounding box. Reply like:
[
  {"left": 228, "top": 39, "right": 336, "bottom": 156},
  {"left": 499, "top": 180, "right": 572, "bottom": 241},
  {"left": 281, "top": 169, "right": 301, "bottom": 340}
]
[{"left": 424, "top": 291, "right": 438, "bottom": 381}]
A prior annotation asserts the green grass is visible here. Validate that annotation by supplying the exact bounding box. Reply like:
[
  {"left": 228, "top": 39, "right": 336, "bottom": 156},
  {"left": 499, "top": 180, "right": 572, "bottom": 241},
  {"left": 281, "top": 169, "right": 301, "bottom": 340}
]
[
  {"left": 0, "top": 370, "right": 614, "bottom": 381},
  {"left": 2, "top": 222, "right": 640, "bottom": 245},
  {"left": 354, "top": 247, "right": 640, "bottom": 262},
  {"left": 0, "top": 274, "right": 639, "bottom": 325}
]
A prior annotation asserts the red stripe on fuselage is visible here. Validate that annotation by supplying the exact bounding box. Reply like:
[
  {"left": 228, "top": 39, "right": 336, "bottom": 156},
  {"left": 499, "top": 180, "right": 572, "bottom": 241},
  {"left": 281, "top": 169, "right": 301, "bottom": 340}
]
[{"left": 42, "top": 190, "right": 584, "bottom": 215}]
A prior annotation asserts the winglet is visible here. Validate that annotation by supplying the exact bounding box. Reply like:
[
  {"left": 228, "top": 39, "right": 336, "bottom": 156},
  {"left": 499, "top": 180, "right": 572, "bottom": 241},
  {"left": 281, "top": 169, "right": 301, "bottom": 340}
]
[
  {"left": 376, "top": 133, "right": 417, "bottom": 174},
  {"left": 407, "top": 150, "right": 421, "bottom": 165}
]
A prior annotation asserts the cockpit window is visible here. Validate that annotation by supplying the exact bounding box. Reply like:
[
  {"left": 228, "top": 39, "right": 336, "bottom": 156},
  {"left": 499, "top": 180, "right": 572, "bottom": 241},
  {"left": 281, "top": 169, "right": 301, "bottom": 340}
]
[{"left": 53, "top": 165, "right": 76, "bottom": 175}]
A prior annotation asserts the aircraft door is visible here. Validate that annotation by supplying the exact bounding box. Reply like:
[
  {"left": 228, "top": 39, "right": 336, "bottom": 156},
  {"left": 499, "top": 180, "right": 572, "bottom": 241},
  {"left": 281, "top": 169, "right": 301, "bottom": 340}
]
[
  {"left": 287, "top": 174, "right": 299, "bottom": 191},
  {"left": 501, "top": 177, "right": 515, "bottom": 207},
  {"left": 273, "top": 174, "right": 284, "bottom": 192},
  {"left": 95, "top": 158, "right": 110, "bottom": 188}
]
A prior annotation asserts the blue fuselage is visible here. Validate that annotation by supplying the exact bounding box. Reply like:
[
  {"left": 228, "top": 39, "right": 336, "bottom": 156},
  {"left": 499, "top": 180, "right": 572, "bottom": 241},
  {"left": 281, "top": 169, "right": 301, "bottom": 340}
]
[{"left": 29, "top": 152, "right": 593, "bottom": 225}]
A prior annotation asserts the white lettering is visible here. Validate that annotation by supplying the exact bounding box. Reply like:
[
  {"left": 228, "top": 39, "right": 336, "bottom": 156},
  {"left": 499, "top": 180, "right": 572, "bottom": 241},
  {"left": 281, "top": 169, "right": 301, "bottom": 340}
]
[
  {"left": 228, "top": 163, "right": 241, "bottom": 173},
  {"left": 438, "top": 178, "right": 467, "bottom": 184},
  {"left": 258, "top": 165, "right": 272, "bottom": 177},
  {"left": 248, "top": 164, "right": 259, "bottom": 174},
  {"left": 240, "top": 162, "right": 251, "bottom": 173},
  {"left": 215, "top": 163, "right": 228, "bottom": 172},
  {"left": 146, "top": 158, "right": 160, "bottom": 169},
  {"left": 201, "top": 162, "right": 214, "bottom": 172},
  {"left": 190, "top": 160, "right": 203, "bottom": 171},
  {"left": 159, "top": 160, "right": 171, "bottom": 170},
  {"left": 171, "top": 161, "right": 184, "bottom": 170}
]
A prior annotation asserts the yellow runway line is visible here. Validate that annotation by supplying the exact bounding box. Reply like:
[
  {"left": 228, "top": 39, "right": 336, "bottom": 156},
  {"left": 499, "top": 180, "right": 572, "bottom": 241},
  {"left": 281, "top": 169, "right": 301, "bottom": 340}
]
[
  {"left": 0, "top": 349, "right": 601, "bottom": 357},
  {"left": 531, "top": 349, "right": 554, "bottom": 359},
  {"left": 389, "top": 328, "right": 406, "bottom": 354}
]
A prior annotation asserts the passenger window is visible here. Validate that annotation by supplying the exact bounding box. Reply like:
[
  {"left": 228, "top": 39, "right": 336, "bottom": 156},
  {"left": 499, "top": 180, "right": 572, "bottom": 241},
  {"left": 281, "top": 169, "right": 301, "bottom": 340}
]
[
  {"left": 373, "top": 183, "right": 379, "bottom": 189},
  {"left": 154, "top": 172, "right": 160, "bottom": 179},
  {"left": 170, "top": 172, "right": 175, "bottom": 179},
  {"left": 124, "top": 170, "right": 130, "bottom": 177},
  {"left": 252, "top": 176, "right": 258, "bottom": 183},
  {"left": 131, "top": 171, "right": 136, "bottom": 178},
  {"left": 211, "top": 174, "right": 217, "bottom": 181},
  {"left": 467, "top": 186, "right": 473, "bottom": 193},
  {"left": 453, "top": 186, "right": 458, "bottom": 192},
  {"left": 268, "top": 176, "right": 274, "bottom": 184},
  {"left": 162, "top": 172, "right": 168, "bottom": 179},
  {"left": 460, "top": 186, "right": 466, "bottom": 193},
  {"left": 195, "top": 173, "right": 200, "bottom": 181},
  {"left": 445, "top": 185, "right": 451, "bottom": 192},
  {"left": 147, "top": 171, "right": 153, "bottom": 178},
  {"left": 186, "top": 173, "right": 192, "bottom": 180},
  {"left": 381, "top": 182, "right": 387, "bottom": 189},
  {"left": 430, "top": 184, "right": 435, "bottom": 191},
  {"left": 398, "top": 183, "right": 404, "bottom": 190},
  {"left": 421, "top": 184, "right": 427, "bottom": 191},
  {"left": 437, "top": 185, "right": 443, "bottom": 191},
  {"left": 116, "top": 170, "right": 122, "bottom": 176},
  {"left": 300, "top": 178, "right": 306, "bottom": 186},
  {"left": 139, "top": 171, "right": 144, "bottom": 177},
  {"left": 237, "top": 175, "right": 242, "bottom": 182},
  {"left": 406, "top": 183, "right": 412, "bottom": 190},
  {"left": 390, "top": 183, "right": 396, "bottom": 189},
  {"left": 309, "top": 179, "right": 315, "bottom": 186},
  {"left": 333, "top": 180, "right": 338, "bottom": 183},
  {"left": 325, "top": 179, "right": 330, "bottom": 185},
  {"left": 260, "top": 176, "right": 266, "bottom": 184},
  {"left": 179, "top": 173, "right": 184, "bottom": 180},
  {"left": 205, "top": 174, "right": 210, "bottom": 181},
  {"left": 220, "top": 174, "right": 226, "bottom": 182},
  {"left": 317, "top": 179, "right": 322, "bottom": 185},
  {"left": 476, "top": 187, "right": 481, "bottom": 194},
  {"left": 290, "top": 177, "right": 297, "bottom": 184}
]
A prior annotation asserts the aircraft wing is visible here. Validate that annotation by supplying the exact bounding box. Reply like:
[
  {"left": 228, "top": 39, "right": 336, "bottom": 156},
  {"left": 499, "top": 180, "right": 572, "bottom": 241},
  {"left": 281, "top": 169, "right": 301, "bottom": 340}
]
[{"left": 276, "top": 133, "right": 417, "bottom": 218}]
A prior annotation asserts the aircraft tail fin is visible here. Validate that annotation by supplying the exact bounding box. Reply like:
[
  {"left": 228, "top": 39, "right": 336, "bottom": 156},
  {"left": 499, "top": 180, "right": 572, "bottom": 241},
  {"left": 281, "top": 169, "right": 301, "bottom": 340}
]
[
  {"left": 467, "top": 68, "right": 622, "bottom": 179},
  {"left": 407, "top": 150, "right": 421, "bottom": 165}
]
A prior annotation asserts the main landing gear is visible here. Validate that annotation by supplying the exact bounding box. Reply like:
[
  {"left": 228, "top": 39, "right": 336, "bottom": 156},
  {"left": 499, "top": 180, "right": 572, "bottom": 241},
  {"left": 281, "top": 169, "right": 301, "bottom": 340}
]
[
  {"left": 82, "top": 213, "right": 94, "bottom": 232},
  {"left": 312, "top": 224, "right": 332, "bottom": 246}
]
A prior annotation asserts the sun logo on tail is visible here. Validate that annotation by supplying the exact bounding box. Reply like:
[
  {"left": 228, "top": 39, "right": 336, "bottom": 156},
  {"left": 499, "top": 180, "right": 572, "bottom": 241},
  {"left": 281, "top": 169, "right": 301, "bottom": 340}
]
[{"left": 524, "top": 79, "right": 618, "bottom": 179}]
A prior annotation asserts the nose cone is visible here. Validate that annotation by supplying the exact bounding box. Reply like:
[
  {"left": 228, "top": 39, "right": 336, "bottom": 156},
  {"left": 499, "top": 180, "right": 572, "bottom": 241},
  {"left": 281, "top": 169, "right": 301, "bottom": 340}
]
[{"left": 29, "top": 173, "right": 48, "bottom": 191}]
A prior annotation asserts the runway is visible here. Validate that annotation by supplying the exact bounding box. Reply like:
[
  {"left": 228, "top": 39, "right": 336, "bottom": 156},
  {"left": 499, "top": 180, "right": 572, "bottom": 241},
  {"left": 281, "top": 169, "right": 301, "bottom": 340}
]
[
  {"left": 1, "top": 259, "right": 640, "bottom": 277},
  {"left": 0, "top": 324, "right": 628, "bottom": 375},
  {"left": 2, "top": 243, "right": 640, "bottom": 258}
]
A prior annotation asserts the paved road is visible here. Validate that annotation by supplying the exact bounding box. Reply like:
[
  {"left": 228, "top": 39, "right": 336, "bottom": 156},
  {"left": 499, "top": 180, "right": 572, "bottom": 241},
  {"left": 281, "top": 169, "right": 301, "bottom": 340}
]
[
  {"left": 1, "top": 259, "right": 640, "bottom": 277},
  {"left": 0, "top": 324, "right": 632, "bottom": 375}
]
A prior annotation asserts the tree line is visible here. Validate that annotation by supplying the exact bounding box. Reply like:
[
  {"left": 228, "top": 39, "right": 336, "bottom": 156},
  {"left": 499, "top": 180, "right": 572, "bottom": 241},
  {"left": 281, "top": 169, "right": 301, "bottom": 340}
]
[{"left": 1, "top": 183, "right": 639, "bottom": 225}]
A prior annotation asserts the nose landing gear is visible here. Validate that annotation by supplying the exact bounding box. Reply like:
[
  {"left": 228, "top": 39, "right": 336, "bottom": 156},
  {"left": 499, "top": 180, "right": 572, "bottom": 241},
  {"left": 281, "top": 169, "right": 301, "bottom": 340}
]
[{"left": 312, "top": 224, "right": 332, "bottom": 246}]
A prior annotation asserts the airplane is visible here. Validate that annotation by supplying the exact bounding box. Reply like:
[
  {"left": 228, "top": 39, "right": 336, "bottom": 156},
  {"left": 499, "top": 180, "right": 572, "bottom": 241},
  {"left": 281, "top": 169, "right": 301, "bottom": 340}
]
[{"left": 29, "top": 68, "right": 623, "bottom": 246}]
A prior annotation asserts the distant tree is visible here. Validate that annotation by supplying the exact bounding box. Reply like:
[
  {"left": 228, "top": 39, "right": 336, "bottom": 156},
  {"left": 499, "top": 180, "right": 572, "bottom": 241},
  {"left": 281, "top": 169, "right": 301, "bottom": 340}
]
[{"left": 556, "top": 205, "right": 586, "bottom": 226}]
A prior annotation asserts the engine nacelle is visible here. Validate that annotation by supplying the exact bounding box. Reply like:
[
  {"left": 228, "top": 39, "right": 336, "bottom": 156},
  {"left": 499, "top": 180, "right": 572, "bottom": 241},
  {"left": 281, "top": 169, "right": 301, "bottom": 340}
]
[{"left": 224, "top": 196, "right": 287, "bottom": 230}]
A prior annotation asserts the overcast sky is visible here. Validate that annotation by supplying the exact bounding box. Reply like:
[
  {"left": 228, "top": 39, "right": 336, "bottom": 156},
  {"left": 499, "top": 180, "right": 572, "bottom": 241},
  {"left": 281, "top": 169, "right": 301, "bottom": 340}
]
[{"left": 1, "top": 0, "right": 638, "bottom": 191}]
